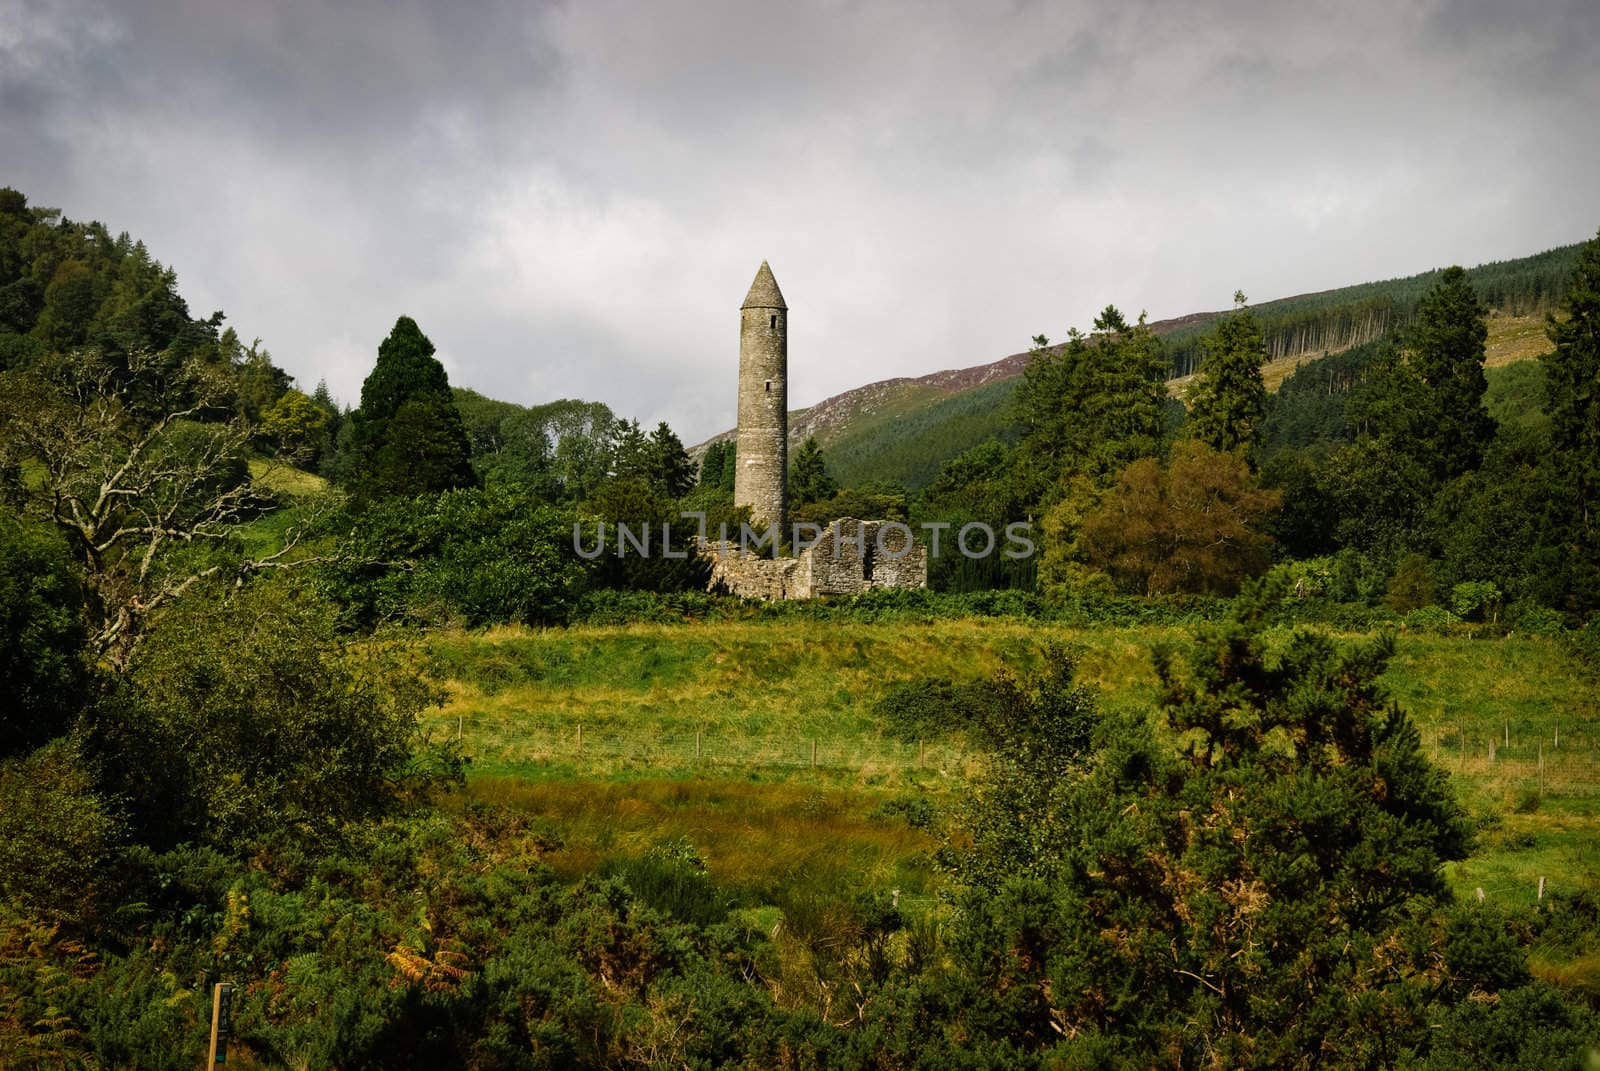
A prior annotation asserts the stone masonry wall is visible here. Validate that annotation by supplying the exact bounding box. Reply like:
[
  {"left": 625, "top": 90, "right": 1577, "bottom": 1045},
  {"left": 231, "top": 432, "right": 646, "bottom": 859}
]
[{"left": 734, "top": 272, "right": 787, "bottom": 532}]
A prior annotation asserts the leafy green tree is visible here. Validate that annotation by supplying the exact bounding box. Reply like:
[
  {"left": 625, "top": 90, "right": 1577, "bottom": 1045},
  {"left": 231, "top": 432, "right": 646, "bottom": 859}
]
[
  {"left": 1186, "top": 292, "right": 1268, "bottom": 459},
  {"left": 788, "top": 436, "right": 837, "bottom": 506},
  {"left": 582, "top": 477, "right": 709, "bottom": 592},
  {"left": 0, "top": 513, "right": 86, "bottom": 757},
  {"left": 1315, "top": 436, "right": 1433, "bottom": 562},
  {"left": 83, "top": 577, "right": 451, "bottom": 848},
  {"left": 914, "top": 439, "right": 1033, "bottom": 592},
  {"left": 259, "top": 388, "right": 329, "bottom": 462},
  {"left": 1076, "top": 440, "right": 1281, "bottom": 595},
  {"left": 329, "top": 486, "right": 586, "bottom": 627},
  {"left": 647, "top": 421, "right": 696, "bottom": 498},
  {"left": 348, "top": 316, "right": 476, "bottom": 504},
  {"left": 1352, "top": 269, "right": 1494, "bottom": 485}
]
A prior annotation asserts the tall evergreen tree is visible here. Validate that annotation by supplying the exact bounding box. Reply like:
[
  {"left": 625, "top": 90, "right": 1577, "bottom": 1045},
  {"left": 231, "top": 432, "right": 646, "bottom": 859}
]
[
  {"left": 610, "top": 419, "right": 651, "bottom": 482},
  {"left": 1187, "top": 292, "right": 1268, "bottom": 460},
  {"left": 1015, "top": 307, "right": 1168, "bottom": 502},
  {"left": 348, "top": 316, "right": 476, "bottom": 504},
  {"left": 698, "top": 440, "right": 734, "bottom": 491},
  {"left": 1544, "top": 229, "right": 1600, "bottom": 535},
  {"left": 647, "top": 421, "right": 696, "bottom": 498},
  {"left": 1407, "top": 265, "right": 1495, "bottom": 480},
  {"left": 789, "top": 436, "right": 838, "bottom": 506}
]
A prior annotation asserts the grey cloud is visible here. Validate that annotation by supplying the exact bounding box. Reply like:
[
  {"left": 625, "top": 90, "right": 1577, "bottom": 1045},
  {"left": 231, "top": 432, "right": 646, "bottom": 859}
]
[{"left": 4, "top": 0, "right": 1598, "bottom": 442}]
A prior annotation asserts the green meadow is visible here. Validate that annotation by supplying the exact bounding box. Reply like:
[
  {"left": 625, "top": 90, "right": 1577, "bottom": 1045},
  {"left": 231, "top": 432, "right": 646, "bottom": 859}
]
[{"left": 422, "top": 618, "right": 1600, "bottom": 956}]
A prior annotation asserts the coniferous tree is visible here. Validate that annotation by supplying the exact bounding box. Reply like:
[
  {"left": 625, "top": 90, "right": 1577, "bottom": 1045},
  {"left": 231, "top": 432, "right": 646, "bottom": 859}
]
[
  {"left": 1407, "top": 266, "right": 1495, "bottom": 481},
  {"left": 610, "top": 419, "right": 651, "bottom": 482},
  {"left": 1187, "top": 292, "right": 1268, "bottom": 460},
  {"left": 698, "top": 441, "right": 733, "bottom": 490},
  {"left": 1015, "top": 307, "right": 1168, "bottom": 503},
  {"left": 348, "top": 316, "right": 476, "bottom": 504},
  {"left": 789, "top": 436, "right": 838, "bottom": 506},
  {"left": 647, "top": 421, "right": 696, "bottom": 498},
  {"left": 1544, "top": 229, "right": 1600, "bottom": 534}
]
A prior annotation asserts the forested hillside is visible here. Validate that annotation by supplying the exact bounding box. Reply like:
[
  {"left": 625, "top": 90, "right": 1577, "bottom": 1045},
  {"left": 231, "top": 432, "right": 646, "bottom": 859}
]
[{"left": 696, "top": 240, "right": 1586, "bottom": 491}]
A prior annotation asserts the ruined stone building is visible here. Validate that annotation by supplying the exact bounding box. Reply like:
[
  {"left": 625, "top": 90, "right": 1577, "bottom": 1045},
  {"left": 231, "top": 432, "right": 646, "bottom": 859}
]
[{"left": 705, "top": 263, "right": 928, "bottom": 599}]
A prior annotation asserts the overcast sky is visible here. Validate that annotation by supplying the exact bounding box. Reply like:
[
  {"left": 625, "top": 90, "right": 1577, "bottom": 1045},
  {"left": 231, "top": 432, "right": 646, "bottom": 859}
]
[{"left": 5, "top": 1, "right": 1598, "bottom": 441}]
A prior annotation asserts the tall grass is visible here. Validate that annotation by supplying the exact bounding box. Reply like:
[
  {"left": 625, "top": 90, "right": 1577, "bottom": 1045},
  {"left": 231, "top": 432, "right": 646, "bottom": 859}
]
[{"left": 422, "top": 620, "right": 1600, "bottom": 913}]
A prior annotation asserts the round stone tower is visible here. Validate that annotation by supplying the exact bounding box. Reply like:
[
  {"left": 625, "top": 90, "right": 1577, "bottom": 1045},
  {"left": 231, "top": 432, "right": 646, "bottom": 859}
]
[{"left": 735, "top": 261, "right": 788, "bottom": 533}]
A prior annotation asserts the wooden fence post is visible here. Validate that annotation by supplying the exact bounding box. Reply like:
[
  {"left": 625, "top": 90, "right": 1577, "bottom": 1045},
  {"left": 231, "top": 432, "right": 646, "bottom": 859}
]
[
  {"left": 576, "top": 723, "right": 583, "bottom": 751},
  {"left": 811, "top": 739, "right": 817, "bottom": 768},
  {"left": 208, "top": 982, "right": 232, "bottom": 1066},
  {"left": 695, "top": 728, "right": 702, "bottom": 760}
]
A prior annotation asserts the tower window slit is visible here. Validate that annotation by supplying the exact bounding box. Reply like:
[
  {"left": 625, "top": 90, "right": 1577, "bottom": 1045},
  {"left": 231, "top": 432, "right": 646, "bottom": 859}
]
[
  {"left": 770, "top": 315, "right": 777, "bottom": 330},
  {"left": 765, "top": 380, "right": 771, "bottom": 392}
]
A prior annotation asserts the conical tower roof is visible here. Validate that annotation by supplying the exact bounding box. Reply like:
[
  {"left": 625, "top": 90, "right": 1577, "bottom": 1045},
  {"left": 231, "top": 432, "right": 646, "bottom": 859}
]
[{"left": 740, "top": 261, "right": 787, "bottom": 309}]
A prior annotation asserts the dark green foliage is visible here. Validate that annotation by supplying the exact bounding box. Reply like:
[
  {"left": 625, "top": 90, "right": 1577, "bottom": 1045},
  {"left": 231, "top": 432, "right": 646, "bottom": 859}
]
[
  {"left": 600, "top": 839, "right": 730, "bottom": 927},
  {"left": 1346, "top": 269, "right": 1494, "bottom": 487},
  {"left": 647, "top": 421, "right": 696, "bottom": 498},
  {"left": 1542, "top": 228, "right": 1600, "bottom": 601},
  {"left": 1015, "top": 310, "right": 1169, "bottom": 499},
  {"left": 1259, "top": 446, "right": 1339, "bottom": 557},
  {"left": 82, "top": 578, "right": 450, "bottom": 849},
  {"left": 1404, "top": 266, "right": 1496, "bottom": 480},
  {"left": 1444, "top": 907, "right": 1532, "bottom": 995},
  {"left": 329, "top": 485, "right": 588, "bottom": 628},
  {"left": 938, "top": 589, "right": 1474, "bottom": 1065},
  {"left": 1385, "top": 552, "right": 1437, "bottom": 611},
  {"left": 0, "top": 742, "right": 119, "bottom": 924},
  {"left": 1544, "top": 230, "right": 1600, "bottom": 464},
  {"left": 1186, "top": 294, "right": 1268, "bottom": 458},
  {"left": 348, "top": 316, "right": 477, "bottom": 504},
  {"left": 1315, "top": 436, "right": 1433, "bottom": 561},
  {"left": 697, "top": 439, "right": 735, "bottom": 491},
  {"left": 913, "top": 439, "right": 1035, "bottom": 592},
  {"left": 788, "top": 436, "right": 837, "bottom": 506},
  {"left": 0, "top": 513, "right": 86, "bottom": 756},
  {"left": 1259, "top": 339, "right": 1386, "bottom": 457},
  {"left": 582, "top": 477, "right": 710, "bottom": 593}
]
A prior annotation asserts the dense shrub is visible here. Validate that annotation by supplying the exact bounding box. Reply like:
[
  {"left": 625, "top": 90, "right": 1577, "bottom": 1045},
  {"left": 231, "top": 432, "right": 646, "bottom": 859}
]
[
  {"left": 0, "top": 512, "right": 87, "bottom": 756},
  {"left": 82, "top": 577, "right": 453, "bottom": 848},
  {"left": 0, "top": 742, "right": 119, "bottom": 924}
]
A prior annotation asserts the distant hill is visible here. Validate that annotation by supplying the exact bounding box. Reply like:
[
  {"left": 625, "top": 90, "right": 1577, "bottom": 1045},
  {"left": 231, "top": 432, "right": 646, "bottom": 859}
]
[{"left": 691, "top": 240, "right": 1583, "bottom": 490}]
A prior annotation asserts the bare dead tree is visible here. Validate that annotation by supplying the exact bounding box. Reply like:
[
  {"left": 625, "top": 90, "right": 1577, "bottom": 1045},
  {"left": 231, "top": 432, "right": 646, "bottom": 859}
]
[{"left": 0, "top": 349, "right": 337, "bottom": 669}]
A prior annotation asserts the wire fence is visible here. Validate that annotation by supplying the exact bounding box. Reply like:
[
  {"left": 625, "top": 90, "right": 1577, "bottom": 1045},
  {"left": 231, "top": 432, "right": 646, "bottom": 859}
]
[{"left": 433, "top": 709, "right": 1600, "bottom": 792}]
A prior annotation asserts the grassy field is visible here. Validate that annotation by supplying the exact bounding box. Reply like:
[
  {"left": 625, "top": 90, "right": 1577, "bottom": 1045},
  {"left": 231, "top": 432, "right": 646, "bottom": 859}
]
[{"left": 422, "top": 618, "right": 1600, "bottom": 931}]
